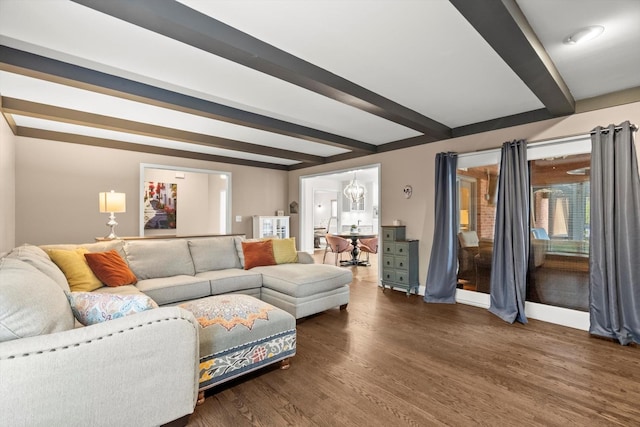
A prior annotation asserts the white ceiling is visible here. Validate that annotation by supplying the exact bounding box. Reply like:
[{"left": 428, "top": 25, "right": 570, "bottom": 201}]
[{"left": 1, "top": 0, "right": 639, "bottom": 170}]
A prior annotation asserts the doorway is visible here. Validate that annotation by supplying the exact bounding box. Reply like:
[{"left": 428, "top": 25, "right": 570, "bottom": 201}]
[
  {"left": 313, "top": 190, "right": 338, "bottom": 248},
  {"left": 299, "top": 164, "right": 380, "bottom": 256}
]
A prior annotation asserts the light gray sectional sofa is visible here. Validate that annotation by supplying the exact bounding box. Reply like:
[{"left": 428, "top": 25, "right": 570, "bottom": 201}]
[
  {"left": 69, "top": 235, "right": 352, "bottom": 318},
  {"left": 0, "top": 235, "right": 352, "bottom": 426}
]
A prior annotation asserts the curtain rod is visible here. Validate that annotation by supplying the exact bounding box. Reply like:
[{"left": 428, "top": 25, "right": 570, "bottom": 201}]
[
  {"left": 589, "top": 124, "right": 638, "bottom": 135},
  {"left": 458, "top": 123, "right": 637, "bottom": 158}
]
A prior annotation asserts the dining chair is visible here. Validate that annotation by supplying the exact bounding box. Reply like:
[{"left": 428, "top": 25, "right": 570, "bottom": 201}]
[
  {"left": 357, "top": 236, "right": 379, "bottom": 263},
  {"left": 315, "top": 217, "right": 335, "bottom": 250},
  {"left": 323, "top": 233, "right": 353, "bottom": 265}
]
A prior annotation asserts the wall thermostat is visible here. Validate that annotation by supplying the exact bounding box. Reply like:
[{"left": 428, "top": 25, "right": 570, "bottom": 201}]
[{"left": 403, "top": 185, "right": 413, "bottom": 199}]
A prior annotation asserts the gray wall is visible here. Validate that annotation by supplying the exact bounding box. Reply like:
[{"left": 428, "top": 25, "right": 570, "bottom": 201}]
[{"left": 11, "top": 135, "right": 288, "bottom": 245}]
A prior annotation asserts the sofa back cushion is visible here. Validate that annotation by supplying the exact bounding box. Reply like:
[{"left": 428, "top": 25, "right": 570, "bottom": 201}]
[
  {"left": 188, "top": 236, "right": 242, "bottom": 273},
  {"left": 40, "top": 240, "right": 126, "bottom": 258},
  {"left": 0, "top": 258, "right": 75, "bottom": 343},
  {"left": 6, "top": 244, "right": 70, "bottom": 292},
  {"left": 124, "top": 240, "right": 195, "bottom": 279}
]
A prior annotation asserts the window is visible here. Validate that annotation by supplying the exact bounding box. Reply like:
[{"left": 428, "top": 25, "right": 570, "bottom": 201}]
[
  {"left": 455, "top": 162, "right": 499, "bottom": 292},
  {"left": 529, "top": 153, "right": 590, "bottom": 311},
  {"left": 457, "top": 176, "right": 476, "bottom": 232},
  {"left": 455, "top": 137, "right": 591, "bottom": 310}
]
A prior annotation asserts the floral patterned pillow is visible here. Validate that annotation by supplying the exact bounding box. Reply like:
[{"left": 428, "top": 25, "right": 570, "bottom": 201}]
[{"left": 66, "top": 292, "right": 158, "bottom": 326}]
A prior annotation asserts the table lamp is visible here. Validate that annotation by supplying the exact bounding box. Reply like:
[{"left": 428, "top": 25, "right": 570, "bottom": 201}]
[{"left": 99, "top": 190, "right": 126, "bottom": 239}]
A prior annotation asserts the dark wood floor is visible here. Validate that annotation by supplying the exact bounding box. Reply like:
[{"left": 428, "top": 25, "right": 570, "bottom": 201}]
[{"left": 187, "top": 251, "right": 640, "bottom": 426}]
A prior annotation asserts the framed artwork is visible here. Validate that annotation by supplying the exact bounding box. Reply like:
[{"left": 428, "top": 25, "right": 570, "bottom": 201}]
[{"left": 144, "top": 181, "right": 177, "bottom": 229}]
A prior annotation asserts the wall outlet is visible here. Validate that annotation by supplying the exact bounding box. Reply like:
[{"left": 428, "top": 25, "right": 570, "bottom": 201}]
[{"left": 235, "top": 215, "right": 242, "bottom": 222}]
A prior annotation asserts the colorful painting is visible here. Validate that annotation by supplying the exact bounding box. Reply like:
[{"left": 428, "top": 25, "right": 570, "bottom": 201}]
[{"left": 144, "top": 181, "right": 177, "bottom": 229}]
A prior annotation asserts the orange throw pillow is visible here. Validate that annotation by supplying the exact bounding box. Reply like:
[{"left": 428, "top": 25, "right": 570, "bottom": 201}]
[
  {"left": 241, "top": 240, "right": 276, "bottom": 270},
  {"left": 84, "top": 250, "right": 138, "bottom": 287}
]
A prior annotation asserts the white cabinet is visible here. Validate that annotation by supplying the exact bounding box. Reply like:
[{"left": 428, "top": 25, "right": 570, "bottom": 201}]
[{"left": 252, "top": 216, "right": 290, "bottom": 239}]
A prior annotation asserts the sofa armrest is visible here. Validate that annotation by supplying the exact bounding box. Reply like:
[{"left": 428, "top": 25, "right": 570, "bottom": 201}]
[
  {"left": 296, "top": 251, "right": 315, "bottom": 264},
  {"left": 0, "top": 307, "right": 200, "bottom": 427}
]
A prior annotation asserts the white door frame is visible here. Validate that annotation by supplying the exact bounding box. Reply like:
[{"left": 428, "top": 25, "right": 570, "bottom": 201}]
[{"left": 299, "top": 164, "right": 381, "bottom": 254}]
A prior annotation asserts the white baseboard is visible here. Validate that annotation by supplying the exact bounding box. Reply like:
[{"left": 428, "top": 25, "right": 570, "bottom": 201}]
[
  {"left": 394, "top": 286, "right": 589, "bottom": 331},
  {"left": 455, "top": 289, "right": 589, "bottom": 331},
  {"left": 455, "top": 288, "right": 490, "bottom": 308}
]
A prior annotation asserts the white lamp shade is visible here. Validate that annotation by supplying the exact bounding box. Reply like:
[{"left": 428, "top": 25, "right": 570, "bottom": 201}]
[{"left": 99, "top": 191, "right": 126, "bottom": 213}]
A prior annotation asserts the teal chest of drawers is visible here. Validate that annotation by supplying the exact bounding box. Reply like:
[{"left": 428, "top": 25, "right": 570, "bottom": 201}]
[{"left": 381, "top": 226, "right": 419, "bottom": 296}]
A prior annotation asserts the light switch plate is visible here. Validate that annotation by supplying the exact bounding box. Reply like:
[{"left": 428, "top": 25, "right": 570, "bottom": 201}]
[{"left": 235, "top": 215, "right": 242, "bottom": 222}]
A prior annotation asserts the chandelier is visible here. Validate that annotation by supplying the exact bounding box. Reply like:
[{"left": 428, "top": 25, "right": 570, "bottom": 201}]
[{"left": 343, "top": 172, "right": 366, "bottom": 203}]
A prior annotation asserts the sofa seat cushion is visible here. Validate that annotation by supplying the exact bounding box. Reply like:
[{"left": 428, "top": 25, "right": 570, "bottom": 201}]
[
  {"left": 188, "top": 236, "right": 242, "bottom": 273},
  {"left": 196, "top": 269, "right": 262, "bottom": 295},
  {"left": 124, "top": 240, "right": 195, "bottom": 279},
  {"left": 253, "top": 264, "right": 352, "bottom": 298},
  {"left": 135, "top": 276, "right": 210, "bottom": 305},
  {"left": 0, "top": 258, "right": 74, "bottom": 343}
]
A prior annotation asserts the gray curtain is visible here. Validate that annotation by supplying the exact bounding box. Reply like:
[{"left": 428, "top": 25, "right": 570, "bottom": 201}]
[
  {"left": 489, "top": 140, "right": 529, "bottom": 323},
  {"left": 589, "top": 121, "right": 640, "bottom": 345},
  {"left": 424, "top": 152, "right": 458, "bottom": 303}
]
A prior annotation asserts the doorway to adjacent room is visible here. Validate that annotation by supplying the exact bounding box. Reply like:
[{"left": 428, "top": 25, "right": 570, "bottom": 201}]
[{"left": 299, "top": 164, "right": 381, "bottom": 278}]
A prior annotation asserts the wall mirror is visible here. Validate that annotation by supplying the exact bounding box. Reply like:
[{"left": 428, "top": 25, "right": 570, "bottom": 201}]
[{"left": 140, "top": 164, "right": 231, "bottom": 237}]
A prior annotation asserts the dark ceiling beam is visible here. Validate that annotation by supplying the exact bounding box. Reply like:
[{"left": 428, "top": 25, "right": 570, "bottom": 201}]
[
  {"left": 1, "top": 97, "right": 323, "bottom": 165},
  {"left": 16, "top": 127, "right": 289, "bottom": 170},
  {"left": 72, "top": 0, "right": 452, "bottom": 141},
  {"left": 452, "top": 108, "right": 555, "bottom": 138},
  {"left": 287, "top": 150, "right": 371, "bottom": 171},
  {"left": 0, "top": 45, "right": 374, "bottom": 154},
  {"left": 449, "top": 0, "right": 575, "bottom": 116},
  {"left": 380, "top": 108, "right": 555, "bottom": 150}
]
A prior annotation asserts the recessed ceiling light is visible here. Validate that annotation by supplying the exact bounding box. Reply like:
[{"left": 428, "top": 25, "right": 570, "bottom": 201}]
[{"left": 563, "top": 25, "right": 604, "bottom": 45}]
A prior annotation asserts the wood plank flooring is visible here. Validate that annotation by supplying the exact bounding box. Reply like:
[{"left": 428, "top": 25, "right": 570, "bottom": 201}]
[{"left": 187, "top": 252, "right": 640, "bottom": 426}]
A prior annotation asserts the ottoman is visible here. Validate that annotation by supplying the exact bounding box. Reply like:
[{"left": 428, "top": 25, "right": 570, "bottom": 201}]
[{"left": 179, "top": 294, "right": 296, "bottom": 403}]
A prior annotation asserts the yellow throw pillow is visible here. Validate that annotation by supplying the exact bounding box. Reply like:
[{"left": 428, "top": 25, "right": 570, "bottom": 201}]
[
  {"left": 47, "top": 248, "right": 103, "bottom": 292},
  {"left": 271, "top": 238, "right": 298, "bottom": 264}
]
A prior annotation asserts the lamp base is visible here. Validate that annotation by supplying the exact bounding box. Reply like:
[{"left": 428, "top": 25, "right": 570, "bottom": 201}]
[{"left": 104, "top": 213, "right": 119, "bottom": 240}]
